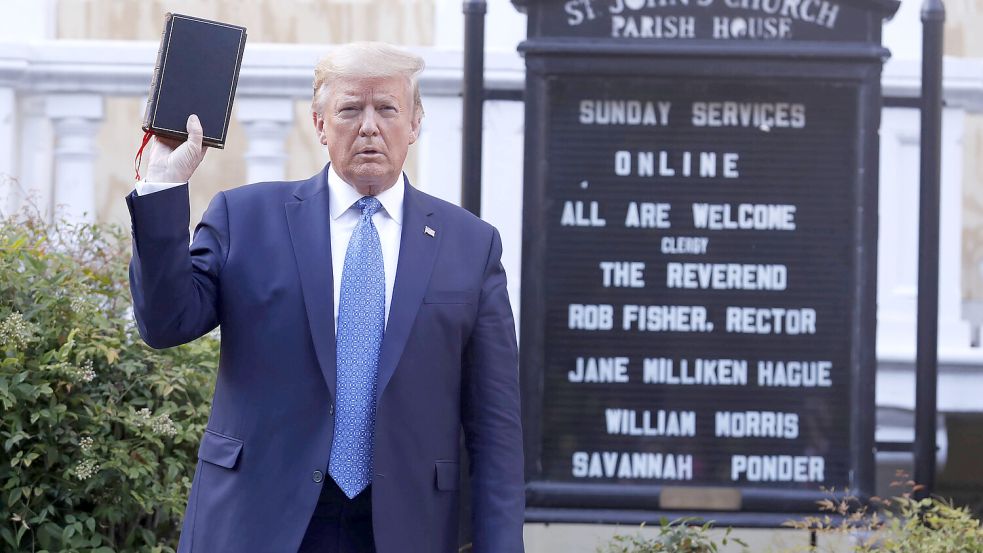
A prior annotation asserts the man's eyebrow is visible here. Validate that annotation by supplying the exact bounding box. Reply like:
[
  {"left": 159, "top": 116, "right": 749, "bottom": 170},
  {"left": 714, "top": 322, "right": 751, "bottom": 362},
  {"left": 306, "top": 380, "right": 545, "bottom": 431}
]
[
  {"left": 333, "top": 92, "right": 402, "bottom": 104},
  {"left": 376, "top": 92, "right": 399, "bottom": 100}
]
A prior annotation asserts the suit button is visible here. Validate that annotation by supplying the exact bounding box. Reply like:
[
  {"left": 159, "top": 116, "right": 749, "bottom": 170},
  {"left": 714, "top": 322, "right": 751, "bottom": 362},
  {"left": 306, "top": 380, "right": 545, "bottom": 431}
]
[
  {"left": 312, "top": 470, "right": 324, "bottom": 483},
  {"left": 328, "top": 403, "right": 334, "bottom": 416}
]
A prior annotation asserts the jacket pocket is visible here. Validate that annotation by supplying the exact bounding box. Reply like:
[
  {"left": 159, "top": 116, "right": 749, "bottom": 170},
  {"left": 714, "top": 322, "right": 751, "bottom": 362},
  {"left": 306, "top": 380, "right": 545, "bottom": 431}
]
[
  {"left": 197, "top": 429, "right": 243, "bottom": 469},
  {"left": 423, "top": 290, "right": 476, "bottom": 304},
  {"left": 434, "top": 460, "right": 460, "bottom": 491}
]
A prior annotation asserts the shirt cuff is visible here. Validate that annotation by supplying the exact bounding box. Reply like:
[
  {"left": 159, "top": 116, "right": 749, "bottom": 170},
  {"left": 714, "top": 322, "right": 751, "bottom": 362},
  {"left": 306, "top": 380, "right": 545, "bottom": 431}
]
[{"left": 135, "top": 180, "right": 187, "bottom": 196}]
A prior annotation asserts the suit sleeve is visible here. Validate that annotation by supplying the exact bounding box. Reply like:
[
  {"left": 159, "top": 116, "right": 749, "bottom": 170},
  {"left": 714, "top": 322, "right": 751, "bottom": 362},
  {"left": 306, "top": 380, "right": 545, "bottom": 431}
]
[
  {"left": 126, "top": 184, "right": 230, "bottom": 349},
  {"left": 134, "top": 180, "right": 186, "bottom": 196},
  {"left": 461, "top": 227, "right": 525, "bottom": 552}
]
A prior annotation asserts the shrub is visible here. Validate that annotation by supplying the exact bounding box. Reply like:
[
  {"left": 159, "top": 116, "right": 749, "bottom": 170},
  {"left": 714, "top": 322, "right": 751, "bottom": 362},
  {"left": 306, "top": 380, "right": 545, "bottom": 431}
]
[
  {"left": 599, "top": 518, "right": 747, "bottom": 553},
  {"left": 0, "top": 213, "right": 218, "bottom": 552},
  {"left": 785, "top": 476, "right": 983, "bottom": 553},
  {"left": 601, "top": 479, "right": 983, "bottom": 553}
]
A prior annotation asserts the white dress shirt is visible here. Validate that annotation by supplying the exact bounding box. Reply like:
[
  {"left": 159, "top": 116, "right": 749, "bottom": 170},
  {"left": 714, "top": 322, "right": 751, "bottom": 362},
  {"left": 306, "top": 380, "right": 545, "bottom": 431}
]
[
  {"left": 325, "top": 165, "right": 402, "bottom": 330},
  {"left": 135, "top": 165, "right": 404, "bottom": 332}
]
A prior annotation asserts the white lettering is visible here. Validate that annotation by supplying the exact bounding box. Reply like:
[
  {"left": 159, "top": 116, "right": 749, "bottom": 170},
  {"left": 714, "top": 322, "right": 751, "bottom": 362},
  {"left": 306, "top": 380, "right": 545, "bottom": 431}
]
[
  {"left": 693, "top": 204, "right": 797, "bottom": 231},
  {"left": 579, "top": 100, "right": 670, "bottom": 126},
  {"left": 568, "top": 304, "right": 614, "bottom": 330},
  {"left": 623, "top": 305, "right": 712, "bottom": 332},
  {"left": 611, "top": 15, "right": 696, "bottom": 38},
  {"left": 731, "top": 455, "right": 825, "bottom": 482},
  {"left": 615, "top": 151, "right": 740, "bottom": 178},
  {"left": 572, "top": 451, "right": 694, "bottom": 481},
  {"left": 757, "top": 360, "right": 833, "bottom": 387},
  {"left": 605, "top": 409, "right": 697, "bottom": 436},
  {"left": 625, "top": 202, "right": 671, "bottom": 228},
  {"left": 615, "top": 150, "right": 632, "bottom": 175},
  {"left": 561, "top": 200, "right": 607, "bottom": 227},
  {"left": 715, "top": 411, "right": 799, "bottom": 439},
  {"left": 660, "top": 236, "right": 710, "bottom": 254},
  {"left": 643, "top": 358, "right": 748, "bottom": 385},
  {"left": 692, "top": 102, "right": 806, "bottom": 128},
  {"left": 569, "top": 357, "right": 630, "bottom": 383},
  {"left": 600, "top": 261, "right": 646, "bottom": 288},
  {"left": 666, "top": 263, "right": 787, "bottom": 290},
  {"left": 725, "top": 307, "right": 816, "bottom": 335}
]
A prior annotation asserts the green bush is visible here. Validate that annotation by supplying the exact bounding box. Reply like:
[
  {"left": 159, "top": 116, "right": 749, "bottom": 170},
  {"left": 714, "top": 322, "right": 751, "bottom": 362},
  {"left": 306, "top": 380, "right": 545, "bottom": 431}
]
[
  {"left": 786, "top": 478, "right": 983, "bottom": 553},
  {"left": 602, "top": 479, "right": 983, "bottom": 553},
  {"left": 874, "top": 493, "right": 983, "bottom": 553},
  {"left": 0, "top": 213, "right": 218, "bottom": 552},
  {"left": 598, "top": 518, "right": 747, "bottom": 553}
]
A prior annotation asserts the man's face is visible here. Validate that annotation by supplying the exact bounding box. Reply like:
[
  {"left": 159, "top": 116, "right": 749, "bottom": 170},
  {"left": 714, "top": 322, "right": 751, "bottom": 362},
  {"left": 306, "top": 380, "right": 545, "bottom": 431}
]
[{"left": 312, "top": 75, "right": 421, "bottom": 194}]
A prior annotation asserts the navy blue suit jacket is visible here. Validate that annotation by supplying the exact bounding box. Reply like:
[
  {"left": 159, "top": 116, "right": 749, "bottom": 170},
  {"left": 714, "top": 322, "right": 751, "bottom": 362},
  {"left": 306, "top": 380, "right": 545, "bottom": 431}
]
[{"left": 126, "top": 165, "right": 525, "bottom": 552}]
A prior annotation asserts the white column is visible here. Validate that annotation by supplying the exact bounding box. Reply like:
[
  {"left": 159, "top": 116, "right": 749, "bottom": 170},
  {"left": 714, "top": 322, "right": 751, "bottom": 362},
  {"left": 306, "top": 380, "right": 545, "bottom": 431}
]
[
  {"left": 938, "top": 108, "right": 969, "bottom": 348},
  {"left": 0, "top": 0, "right": 55, "bottom": 41},
  {"left": 877, "top": 107, "right": 921, "bottom": 360},
  {"left": 416, "top": 94, "right": 463, "bottom": 205},
  {"left": 15, "top": 96, "right": 53, "bottom": 220},
  {"left": 1, "top": 0, "right": 54, "bottom": 217},
  {"left": 878, "top": 107, "right": 975, "bottom": 360},
  {"left": 882, "top": 0, "right": 923, "bottom": 61},
  {"left": 480, "top": 99, "right": 525, "bottom": 332},
  {"left": 46, "top": 93, "right": 103, "bottom": 223},
  {"left": 433, "top": 0, "right": 527, "bottom": 53},
  {"left": 0, "top": 88, "right": 16, "bottom": 216},
  {"left": 236, "top": 97, "right": 294, "bottom": 183}
]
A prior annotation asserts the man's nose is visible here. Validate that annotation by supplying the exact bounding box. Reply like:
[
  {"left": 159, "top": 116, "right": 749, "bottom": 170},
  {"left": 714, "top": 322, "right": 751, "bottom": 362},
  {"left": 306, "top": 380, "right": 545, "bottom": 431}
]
[{"left": 359, "top": 107, "right": 380, "bottom": 136}]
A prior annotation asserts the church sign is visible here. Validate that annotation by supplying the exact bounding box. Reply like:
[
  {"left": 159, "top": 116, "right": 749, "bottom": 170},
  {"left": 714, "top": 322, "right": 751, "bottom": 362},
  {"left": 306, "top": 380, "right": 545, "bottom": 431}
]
[{"left": 512, "top": 0, "right": 900, "bottom": 522}]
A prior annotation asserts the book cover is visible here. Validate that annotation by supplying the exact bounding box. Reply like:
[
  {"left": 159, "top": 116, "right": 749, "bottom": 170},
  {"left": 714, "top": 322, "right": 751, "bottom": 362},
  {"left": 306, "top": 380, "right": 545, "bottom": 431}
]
[{"left": 142, "top": 13, "right": 247, "bottom": 149}]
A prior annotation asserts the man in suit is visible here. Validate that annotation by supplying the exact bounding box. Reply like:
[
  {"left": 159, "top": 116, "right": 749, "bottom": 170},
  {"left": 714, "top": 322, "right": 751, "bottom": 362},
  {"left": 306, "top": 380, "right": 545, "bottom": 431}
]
[{"left": 127, "top": 42, "right": 524, "bottom": 552}]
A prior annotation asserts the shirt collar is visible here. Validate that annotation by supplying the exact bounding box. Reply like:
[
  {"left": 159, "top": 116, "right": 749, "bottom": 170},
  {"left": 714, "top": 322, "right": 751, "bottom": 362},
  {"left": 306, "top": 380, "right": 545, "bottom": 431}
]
[{"left": 327, "top": 163, "right": 404, "bottom": 225}]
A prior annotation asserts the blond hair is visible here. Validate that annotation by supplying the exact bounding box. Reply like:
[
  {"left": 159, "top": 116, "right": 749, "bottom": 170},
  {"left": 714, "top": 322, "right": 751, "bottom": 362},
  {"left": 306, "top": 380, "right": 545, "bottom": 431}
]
[{"left": 312, "top": 42, "right": 425, "bottom": 116}]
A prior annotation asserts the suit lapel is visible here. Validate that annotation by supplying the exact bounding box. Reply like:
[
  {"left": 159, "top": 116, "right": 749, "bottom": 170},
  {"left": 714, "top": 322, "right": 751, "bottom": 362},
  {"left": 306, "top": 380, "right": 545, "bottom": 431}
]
[
  {"left": 377, "top": 177, "right": 439, "bottom": 401},
  {"left": 285, "top": 166, "right": 337, "bottom": 398}
]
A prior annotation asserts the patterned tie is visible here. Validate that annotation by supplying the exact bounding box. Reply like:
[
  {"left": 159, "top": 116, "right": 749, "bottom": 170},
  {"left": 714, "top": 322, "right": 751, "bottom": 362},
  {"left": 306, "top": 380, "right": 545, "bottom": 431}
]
[{"left": 329, "top": 196, "right": 385, "bottom": 498}]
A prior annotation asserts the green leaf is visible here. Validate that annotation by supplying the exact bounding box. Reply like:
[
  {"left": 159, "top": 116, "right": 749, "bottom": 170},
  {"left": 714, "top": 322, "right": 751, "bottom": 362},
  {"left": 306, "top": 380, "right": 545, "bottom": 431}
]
[
  {"left": 8, "top": 487, "right": 21, "bottom": 505},
  {"left": 0, "top": 527, "right": 16, "bottom": 547},
  {"left": 0, "top": 218, "right": 283, "bottom": 549},
  {"left": 4, "top": 431, "right": 28, "bottom": 450}
]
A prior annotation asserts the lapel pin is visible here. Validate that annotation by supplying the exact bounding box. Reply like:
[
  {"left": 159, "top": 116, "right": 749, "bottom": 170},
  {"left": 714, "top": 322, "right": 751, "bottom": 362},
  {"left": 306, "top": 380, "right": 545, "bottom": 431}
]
[{"left": 424, "top": 226, "right": 436, "bottom": 238}]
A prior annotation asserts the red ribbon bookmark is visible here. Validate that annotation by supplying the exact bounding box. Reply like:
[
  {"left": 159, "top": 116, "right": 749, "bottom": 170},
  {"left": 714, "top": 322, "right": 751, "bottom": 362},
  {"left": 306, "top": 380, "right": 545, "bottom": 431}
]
[{"left": 134, "top": 129, "right": 154, "bottom": 181}]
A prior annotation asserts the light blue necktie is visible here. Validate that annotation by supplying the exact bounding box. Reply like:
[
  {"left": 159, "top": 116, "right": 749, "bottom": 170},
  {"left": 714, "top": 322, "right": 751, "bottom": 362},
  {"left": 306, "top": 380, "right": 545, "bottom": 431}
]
[{"left": 329, "top": 196, "right": 385, "bottom": 498}]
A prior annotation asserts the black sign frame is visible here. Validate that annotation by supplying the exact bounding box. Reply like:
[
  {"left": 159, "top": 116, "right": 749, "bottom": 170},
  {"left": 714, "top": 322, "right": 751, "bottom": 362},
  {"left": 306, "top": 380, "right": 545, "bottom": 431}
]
[{"left": 516, "top": 1, "right": 896, "bottom": 523}]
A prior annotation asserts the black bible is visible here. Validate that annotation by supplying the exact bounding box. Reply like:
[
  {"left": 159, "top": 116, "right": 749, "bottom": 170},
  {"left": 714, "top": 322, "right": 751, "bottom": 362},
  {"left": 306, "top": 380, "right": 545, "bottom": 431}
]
[{"left": 142, "top": 13, "right": 247, "bottom": 149}]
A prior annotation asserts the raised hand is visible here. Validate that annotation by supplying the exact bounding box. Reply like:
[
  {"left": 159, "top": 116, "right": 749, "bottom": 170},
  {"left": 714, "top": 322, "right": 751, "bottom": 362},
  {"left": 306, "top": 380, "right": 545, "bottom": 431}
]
[{"left": 145, "top": 114, "right": 207, "bottom": 183}]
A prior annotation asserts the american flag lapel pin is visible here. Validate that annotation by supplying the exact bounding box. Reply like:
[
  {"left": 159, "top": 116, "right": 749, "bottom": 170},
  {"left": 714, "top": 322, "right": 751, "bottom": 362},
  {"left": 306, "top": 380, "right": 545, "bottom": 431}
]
[{"left": 424, "top": 225, "right": 436, "bottom": 238}]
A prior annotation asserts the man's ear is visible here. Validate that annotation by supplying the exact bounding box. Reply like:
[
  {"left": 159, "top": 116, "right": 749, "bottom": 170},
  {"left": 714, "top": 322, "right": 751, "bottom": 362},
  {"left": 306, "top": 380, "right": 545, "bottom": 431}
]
[
  {"left": 312, "top": 112, "right": 328, "bottom": 145},
  {"left": 408, "top": 111, "right": 423, "bottom": 145}
]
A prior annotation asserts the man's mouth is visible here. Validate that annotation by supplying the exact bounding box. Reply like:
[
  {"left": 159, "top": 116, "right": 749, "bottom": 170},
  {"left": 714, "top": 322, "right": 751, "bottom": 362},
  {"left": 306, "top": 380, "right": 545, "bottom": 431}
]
[{"left": 358, "top": 149, "right": 382, "bottom": 156}]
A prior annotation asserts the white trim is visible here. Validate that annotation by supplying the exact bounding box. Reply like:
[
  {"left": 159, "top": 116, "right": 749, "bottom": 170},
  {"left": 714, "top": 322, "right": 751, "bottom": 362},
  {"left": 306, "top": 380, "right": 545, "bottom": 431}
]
[
  {"left": 883, "top": 57, "right": 983, "bottom": 113},
  {"left": 0, "top": 41, "right": 525, "bottom": 99}
]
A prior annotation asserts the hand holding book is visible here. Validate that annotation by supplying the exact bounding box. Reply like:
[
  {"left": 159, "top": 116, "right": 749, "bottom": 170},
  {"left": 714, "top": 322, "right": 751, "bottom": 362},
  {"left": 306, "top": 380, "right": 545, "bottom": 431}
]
[
  {"left": 135, "top": 13, "right": 245, "bottom": 181},
  {"left": 145, "top": 114, "right": 207, "bottom": 183}
]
